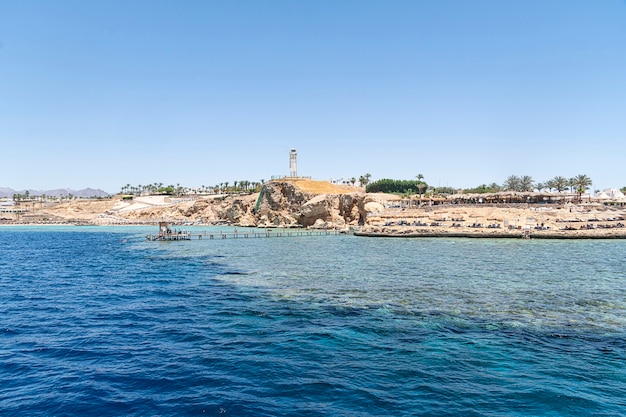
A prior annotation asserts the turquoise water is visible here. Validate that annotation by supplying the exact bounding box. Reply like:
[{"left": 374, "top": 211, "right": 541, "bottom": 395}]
[{"left": 1, "top": 226, "right": 625, "bottom": 416}]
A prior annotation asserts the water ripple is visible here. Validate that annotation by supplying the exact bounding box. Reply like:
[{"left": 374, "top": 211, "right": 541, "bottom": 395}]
[{"left": 1, "top": 228, "right": 625, "bottom": 416}]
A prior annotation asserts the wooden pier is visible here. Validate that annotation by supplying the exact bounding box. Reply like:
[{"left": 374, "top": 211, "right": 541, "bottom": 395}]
[
  {"left": 147, "top": 223, "right": 344, "bottom": 241},
  {"left": 201, "top": 229, "right": 342, "bottom": 239},
  {"left": 149, "top": 232, "right": 192, "bottom": 241}
]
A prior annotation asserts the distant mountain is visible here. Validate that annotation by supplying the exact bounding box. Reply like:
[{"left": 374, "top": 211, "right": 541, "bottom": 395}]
[
  {"left": 74, "top": 188, "right": 110, "bottom": 198},
  {"left": 0, "top": 187, "right": 110, "bottom": 198}
]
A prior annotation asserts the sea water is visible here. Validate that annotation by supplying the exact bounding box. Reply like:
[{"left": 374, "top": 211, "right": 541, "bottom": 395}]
[{"left": 1, "top": 227, "right": 624, "bottom": 416}]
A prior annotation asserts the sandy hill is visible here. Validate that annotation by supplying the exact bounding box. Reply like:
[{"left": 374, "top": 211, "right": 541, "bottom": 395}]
[{"left": 279, "top": 178, "right": 362, "bottom": 194}]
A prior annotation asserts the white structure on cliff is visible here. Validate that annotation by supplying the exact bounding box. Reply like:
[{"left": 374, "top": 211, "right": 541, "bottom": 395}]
[{"left": 289, "top": 148, "right": 297, "bottom": 177}]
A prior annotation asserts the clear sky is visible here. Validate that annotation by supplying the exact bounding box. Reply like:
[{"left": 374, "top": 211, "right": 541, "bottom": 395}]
[{"left": 1, "top": 0, "right": 625, "bottom": 194}]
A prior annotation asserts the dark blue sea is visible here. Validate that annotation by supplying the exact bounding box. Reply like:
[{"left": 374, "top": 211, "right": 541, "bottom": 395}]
[{"left": 1, "top": 226, "right": 625, "bottom": 416}]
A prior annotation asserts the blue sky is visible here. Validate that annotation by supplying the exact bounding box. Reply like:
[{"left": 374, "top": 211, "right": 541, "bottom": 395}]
[{"left": 1, "top": 0, "right": 625, "bottom": 193}]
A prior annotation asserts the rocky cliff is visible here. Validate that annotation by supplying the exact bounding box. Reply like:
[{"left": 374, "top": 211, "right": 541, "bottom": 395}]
[
  {"left": 255, "top": 181, "right": 370, "bottom": 228},
  {"left": 29, "top": 180, "right": 386, "bottom": 228}
]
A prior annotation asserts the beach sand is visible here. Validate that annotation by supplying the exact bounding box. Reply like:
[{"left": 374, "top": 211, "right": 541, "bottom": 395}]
[{"left": 359, "top": 204, "right": 626, "bottom": 238}]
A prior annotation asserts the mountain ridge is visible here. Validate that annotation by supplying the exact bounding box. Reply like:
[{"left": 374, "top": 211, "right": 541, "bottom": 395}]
[{"left": 0, "top": 187, "right": 110, "bottom": 198}]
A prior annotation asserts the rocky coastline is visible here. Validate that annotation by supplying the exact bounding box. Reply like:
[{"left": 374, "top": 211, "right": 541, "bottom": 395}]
[{"left": 4, "top": 179, "right": 626, "bottom": 239}]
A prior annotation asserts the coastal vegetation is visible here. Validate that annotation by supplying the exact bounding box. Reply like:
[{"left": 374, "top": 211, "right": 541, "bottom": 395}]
[
  {"left": 119, "top": 180, "right": 265, "bottom": 197},
  {"left": 11, "top": 191, "right": 107, "bottom": 202},
  {"left": 111, "top": 173, "right": 597, "bottom": 201},
  {"left": 365, "top": 173, "right": 595, "bottom": 199},
  {"left": 7, "top": 173, "right": 600, "bottom": 204},
  {"left": 358, "top": 173, "right": 372, "bottom": 187},
  {"left": 499, "top": 174, "right": 593, "bottom": 196},
  {"left": 366, "top": 178, "right": 429, "bottom": 195}
]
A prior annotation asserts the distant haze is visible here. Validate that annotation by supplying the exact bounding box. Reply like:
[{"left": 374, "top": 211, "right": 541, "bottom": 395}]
[{"left": 0, "top": 187, "right": 109, "bottom": 199}]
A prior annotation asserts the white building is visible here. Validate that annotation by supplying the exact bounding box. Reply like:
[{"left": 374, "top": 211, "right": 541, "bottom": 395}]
[{"left": 603, "top": 188, "right": 626, "bottom": 200}]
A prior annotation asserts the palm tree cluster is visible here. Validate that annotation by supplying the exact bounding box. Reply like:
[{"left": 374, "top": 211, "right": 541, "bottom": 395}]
[
  {"left": 463, "top": 183, "right": 502, "bottom": 194},
  {"left": 120, "top": 180, "right": 265, "bottom": 197},
  {"left": 502, "top": 174, "right": 593, "bottom": 197},
  {"left": 345, "top": 174, "right": 372, "bottom": 187},
  {"left": 12, "top": 191, "right": 30, "bottom": 202},
  {"left": 502, "top": 175, "right": 536, "bottom": 192},
  {"left": 358, "top": 173, "right": 372, "bottom": 187}
]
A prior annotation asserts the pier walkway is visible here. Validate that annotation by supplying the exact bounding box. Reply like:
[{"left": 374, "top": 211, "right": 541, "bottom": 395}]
[{"left": 147, "top": 229, "right": 344, "bottom": 241}]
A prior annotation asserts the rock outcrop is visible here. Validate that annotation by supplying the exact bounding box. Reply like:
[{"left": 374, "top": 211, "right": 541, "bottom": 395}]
[
  {"left": 112, "top": 180, "right": 376, "bottom": 228},
  {"left": 256, "top": 181, "right": 371, "bottom": 228}
]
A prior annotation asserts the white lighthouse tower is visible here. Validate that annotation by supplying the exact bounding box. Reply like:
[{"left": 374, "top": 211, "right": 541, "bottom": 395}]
[{"left": 289, "top": 148, "right": 297, "bottom": 177}]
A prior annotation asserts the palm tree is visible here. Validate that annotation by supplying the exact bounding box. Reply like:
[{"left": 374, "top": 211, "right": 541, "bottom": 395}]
[
  {"left": 572, "top": 174, "right": 592, "bottom": 201},
  {"left": 519, "top": 175, "right": 534, "bottom": 192},
  {"left": 552, "top": 176, "right": 568, "bottom": 193},
  {"left": 416, "top": 174, "right": 426, "bottom": 199},
  {"left": 503, "top": 175, "right": 521, "bottom": 191},
  {"left": 568, "top": 178, "right": 576, "bottom": 194}
]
